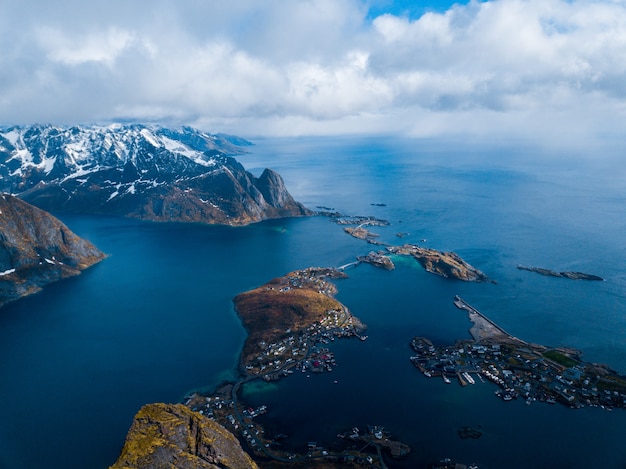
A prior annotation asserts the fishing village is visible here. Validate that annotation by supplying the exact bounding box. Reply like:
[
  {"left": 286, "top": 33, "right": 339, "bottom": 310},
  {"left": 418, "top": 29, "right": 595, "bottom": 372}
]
[
  {"left": 184, "top": 266, "right": 412, "bottom": 468},
  {"left": 410, "top": 296, "right": 626, "bottom": 410}
]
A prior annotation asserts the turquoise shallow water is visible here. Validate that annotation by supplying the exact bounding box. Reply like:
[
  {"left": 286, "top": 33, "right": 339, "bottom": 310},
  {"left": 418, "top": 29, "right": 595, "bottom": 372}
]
[{"left": 1, "top": 136, "right": 626, "bottom": 468}]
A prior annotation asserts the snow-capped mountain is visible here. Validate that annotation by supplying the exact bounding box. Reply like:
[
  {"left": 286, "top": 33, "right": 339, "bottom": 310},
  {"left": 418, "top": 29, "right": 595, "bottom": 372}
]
[{"left": 0, "top": 124, "right": 310, "bottom": 225}]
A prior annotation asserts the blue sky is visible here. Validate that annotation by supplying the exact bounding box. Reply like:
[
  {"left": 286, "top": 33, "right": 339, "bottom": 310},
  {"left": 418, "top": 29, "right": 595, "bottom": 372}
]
[
  {"left": 1, "top": 0, "right": 626, "bottom": 144},
  {"left": 367, "top": 0, "right": 472, "bottom": 18}
]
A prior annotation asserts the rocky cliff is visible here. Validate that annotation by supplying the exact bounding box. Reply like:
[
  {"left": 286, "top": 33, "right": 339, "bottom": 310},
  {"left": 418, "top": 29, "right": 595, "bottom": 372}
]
[
  {"left": 0, "top": 124, "right": 310, "bottom": 225},
  {"left": 109, "top": 403, "right": 258, "bottom": 469},
  {"left": 0, "top": 194, "right": 105, "bottom": 307}
]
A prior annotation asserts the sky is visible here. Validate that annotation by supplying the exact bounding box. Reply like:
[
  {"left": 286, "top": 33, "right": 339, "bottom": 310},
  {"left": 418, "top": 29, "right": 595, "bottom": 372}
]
[{"left": 1, "top": 0, "right": 626, "bottom": 143}]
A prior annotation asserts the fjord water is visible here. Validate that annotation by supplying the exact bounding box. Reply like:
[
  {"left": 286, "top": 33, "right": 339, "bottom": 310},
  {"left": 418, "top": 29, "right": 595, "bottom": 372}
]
[{"left": 1, "top": 137, "right": 625, "bottom": 468}]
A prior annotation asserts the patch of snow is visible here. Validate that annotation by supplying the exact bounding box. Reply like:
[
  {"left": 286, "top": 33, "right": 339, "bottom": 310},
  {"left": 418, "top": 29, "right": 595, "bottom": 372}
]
[
  {"left": 2, "top": 129, "right": 20, "bottom": 146},
  {"left": 12, "top": 148, "right": 33, "bottom": 165},
  {"left": 41, "top": 157, "right": 56, "bottom": 175},
  {"left": 140, "top": 128, "right": 161, "bottom": 148},
  {"left": 107, "top": 184, "right": 122, "bottom": 201},
  {"left": 161, "top": 136, "right": 197, "bottom": 157},
  {"left": 60, "top": 166, "right": 101, "bottom": 183},
  {"left": 64, "top": 140, "right": 91, "bottom": 164},
  {"left": 160, "top": 136, "right": 216, "bottom": 167}
]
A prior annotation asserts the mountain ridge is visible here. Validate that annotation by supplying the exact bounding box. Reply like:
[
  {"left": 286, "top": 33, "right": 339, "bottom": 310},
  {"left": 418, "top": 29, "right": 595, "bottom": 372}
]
[{"left": 0, "top": 124, "right": 309, "bottom": 225}]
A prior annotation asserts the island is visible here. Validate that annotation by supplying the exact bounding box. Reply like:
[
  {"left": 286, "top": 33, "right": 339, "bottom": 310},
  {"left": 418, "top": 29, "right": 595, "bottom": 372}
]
[
  {"left": 339, "top": 216, "right": 488, "bottom": 282},
  {"left": 344, "top": 226, "right": 383, "bottom": 244},
  {"left": 517, "top": 265, "right": 603, "bottom": 281},
  {"left": 357, "top": 251, "right": 395, "bottom": 270},
  {"left": 410, "top": 296, "right": 626, "bottom": 409},
  {"left": 388, "top": 245, "right": 488, "bottom": 282}
]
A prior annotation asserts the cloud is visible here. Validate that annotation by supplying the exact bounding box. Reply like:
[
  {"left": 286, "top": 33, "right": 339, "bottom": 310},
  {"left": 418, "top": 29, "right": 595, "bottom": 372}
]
[
  {"left": 1, "top": 0, "right": 626, "bottom": 143},
  {"left": 37, "top": 27, "right": 142, "bottom": 66}
]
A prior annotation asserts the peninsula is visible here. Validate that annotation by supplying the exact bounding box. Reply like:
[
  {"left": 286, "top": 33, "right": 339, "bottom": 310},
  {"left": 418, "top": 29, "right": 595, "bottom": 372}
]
[
  {"left": 410, "top": 296, "right": 626, "bottom": 409},
  {"left": 233, "top": 267, "right": 366, "bottom": 377}
]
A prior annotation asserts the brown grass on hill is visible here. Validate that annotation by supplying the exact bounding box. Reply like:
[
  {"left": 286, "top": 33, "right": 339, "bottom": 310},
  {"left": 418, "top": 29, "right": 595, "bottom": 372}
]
[{"left": 234, "top": 281, "right": 343, "bottom": 365}]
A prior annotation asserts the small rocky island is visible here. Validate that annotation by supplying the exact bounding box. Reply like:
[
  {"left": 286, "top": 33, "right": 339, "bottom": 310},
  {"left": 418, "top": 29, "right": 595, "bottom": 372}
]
[
  {"left": 517, "top": 265, "right": 603, "bottom": 281},
  {"left": 0, "top": 194, "right": 105, "bottom": 307},
  {"left": 388, "top": 245, "right": 488, "bottom": 282}
]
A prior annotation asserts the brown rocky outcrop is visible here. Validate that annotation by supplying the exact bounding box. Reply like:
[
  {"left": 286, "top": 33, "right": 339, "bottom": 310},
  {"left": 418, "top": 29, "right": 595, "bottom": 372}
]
[
  {"left": 0, "top": 194, "right": 105, "bottom": 307},
  {"left": 388, "top": 244, "right": 487, "bottom": 282},
  {"left": 110, "top": 403, "right": 258, "bottom": 469}
]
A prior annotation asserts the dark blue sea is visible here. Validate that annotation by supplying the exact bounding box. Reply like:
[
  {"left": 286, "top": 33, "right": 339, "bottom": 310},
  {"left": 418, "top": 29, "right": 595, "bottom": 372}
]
[{"left": 1, "top": 137, "right": 625, "bottom": 468}]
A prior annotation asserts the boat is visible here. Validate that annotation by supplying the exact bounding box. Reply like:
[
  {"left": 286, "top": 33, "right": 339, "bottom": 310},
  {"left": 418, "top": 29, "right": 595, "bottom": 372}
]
[
  {"left": 462, "top": 372, "right": 475, "bottom": 385},
  {"left": 443, "top": 375, "right": 451, "bottom": 384}
]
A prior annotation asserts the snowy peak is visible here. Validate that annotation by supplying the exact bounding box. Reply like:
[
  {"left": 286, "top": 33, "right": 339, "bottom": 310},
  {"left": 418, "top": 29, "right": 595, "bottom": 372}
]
[{"left": 0, "top": 124, "right": 250, "bottom": 189}]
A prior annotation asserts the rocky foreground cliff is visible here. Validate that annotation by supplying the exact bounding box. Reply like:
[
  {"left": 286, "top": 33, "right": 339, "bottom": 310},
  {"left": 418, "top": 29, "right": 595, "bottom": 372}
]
[
  {"left": 109, "top": 403, "right": 258, "bottom": 469},
  {"left": 0, "top": 194, "right": 105, "bottom": 307},
  {"left": 0, "top": 124, "right": 310, "bottom": 225}
]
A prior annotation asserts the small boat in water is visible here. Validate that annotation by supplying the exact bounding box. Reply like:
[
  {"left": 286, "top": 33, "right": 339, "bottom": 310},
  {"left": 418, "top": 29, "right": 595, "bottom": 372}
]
[{"left": 462, "top": 372, "right": 475, "bottom": 385}]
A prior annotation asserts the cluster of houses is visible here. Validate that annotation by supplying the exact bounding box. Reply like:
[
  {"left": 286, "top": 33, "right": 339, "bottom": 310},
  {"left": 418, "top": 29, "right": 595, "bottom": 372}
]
[
  {"left": 245, "top": 305, "right": 363, "bottom": 380},
  {"left": 410, "top": 336, "right": 626, "bottom": 410}
]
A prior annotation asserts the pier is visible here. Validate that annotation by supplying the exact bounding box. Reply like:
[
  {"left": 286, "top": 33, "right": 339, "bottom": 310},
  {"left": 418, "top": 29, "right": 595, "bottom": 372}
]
[{"left": 454, "top": 295, "right": 526, "bottom": 345}]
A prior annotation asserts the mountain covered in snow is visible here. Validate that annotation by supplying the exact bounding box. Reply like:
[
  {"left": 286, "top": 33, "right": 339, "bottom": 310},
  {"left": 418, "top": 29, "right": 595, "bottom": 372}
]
[{"left": 0, "top": 124, "right": 310, "bottom": 225}]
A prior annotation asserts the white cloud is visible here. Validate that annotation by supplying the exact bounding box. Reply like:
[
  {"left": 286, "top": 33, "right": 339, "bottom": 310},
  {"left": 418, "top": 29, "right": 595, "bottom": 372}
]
[
  {"left": 0, "top": 0, "right": 626, "bottom": 143},
  {"left": 37, "top": 27, "right": 141, "bottom": 66}
]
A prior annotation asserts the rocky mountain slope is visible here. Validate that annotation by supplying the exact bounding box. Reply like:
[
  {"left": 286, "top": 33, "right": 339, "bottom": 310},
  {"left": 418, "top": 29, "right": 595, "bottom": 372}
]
[
  {"left": 0, "top": 194, "right": 105, "bottom": 307},
  {"left": 0, "top": 124, "right": 310, "bottom": 225},
  {"left": 109, "top": 403, "right": 258, "bottom": 469}
]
